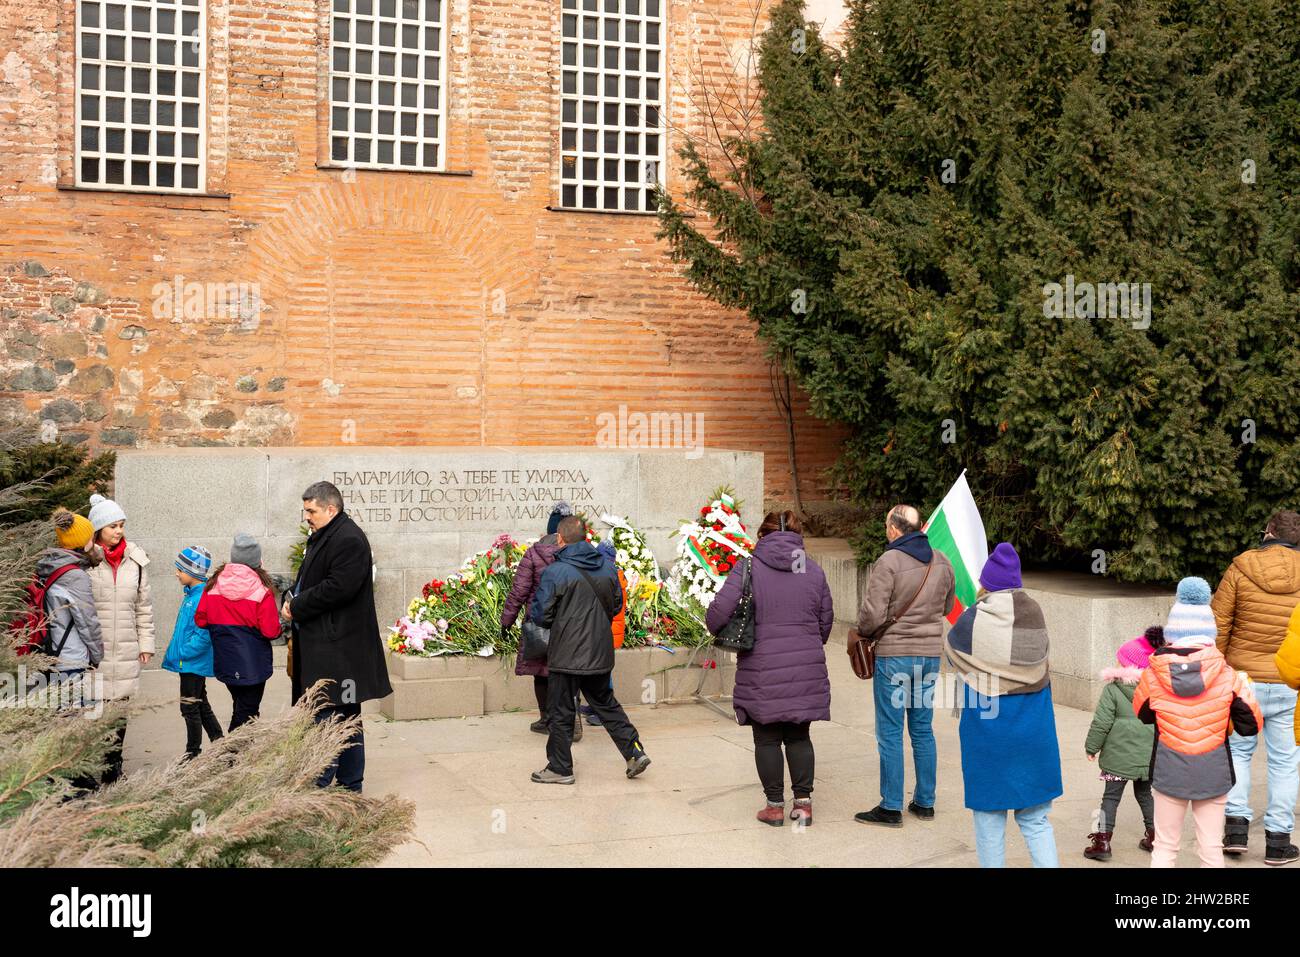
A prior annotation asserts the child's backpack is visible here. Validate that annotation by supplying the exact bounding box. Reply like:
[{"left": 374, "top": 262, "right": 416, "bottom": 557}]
[{"left": 9, "top": 562, "right": 80, "bottom": 657}]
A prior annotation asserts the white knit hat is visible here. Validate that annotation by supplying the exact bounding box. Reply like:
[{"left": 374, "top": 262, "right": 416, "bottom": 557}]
[
  {"left": 88, "top": 493, "right": 127, "bottom": 531},
  {"left": 1164, "top": 577, "right": 1217, "bottom": 647}
]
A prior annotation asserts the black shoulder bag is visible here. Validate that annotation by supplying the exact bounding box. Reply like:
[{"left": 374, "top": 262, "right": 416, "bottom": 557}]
[
  {"left": 520, "top": 567, "right": 618, "bottom": 661},
  {"left": 713, "top": 557, "right": 756, "bottom": 652}
]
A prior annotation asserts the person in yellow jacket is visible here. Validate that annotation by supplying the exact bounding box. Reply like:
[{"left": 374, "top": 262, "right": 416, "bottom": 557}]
[
  {"left": 1273, "top": 604, "right": 1300, "bottom": 745},
  {"left": 1211, "top": 509, "right": 1300, "bottom": 863}
]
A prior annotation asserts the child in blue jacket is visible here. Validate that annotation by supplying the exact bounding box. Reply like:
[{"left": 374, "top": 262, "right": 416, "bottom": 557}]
[{"left": 161, "top": 546, "right": 223, "bottom": 759}]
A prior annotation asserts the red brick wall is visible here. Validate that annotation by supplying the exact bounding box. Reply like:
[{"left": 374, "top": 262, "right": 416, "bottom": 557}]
[{"left": 0, "top": 0, "right": 847, "bottom": 504}]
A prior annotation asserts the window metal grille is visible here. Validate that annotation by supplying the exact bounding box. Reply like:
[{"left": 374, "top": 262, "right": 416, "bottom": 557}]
[
  {"left": 558, "top": 0, "right": 664, "bottom": 211},
  {"left": 76, "top": 0, "right": 207, "bottom": 192},
  {"left": 329, "top": 0, "right": 447, "bottom": 171}
]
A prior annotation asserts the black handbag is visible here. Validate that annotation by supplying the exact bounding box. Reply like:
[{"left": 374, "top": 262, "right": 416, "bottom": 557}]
[
  {"left": 713, "top": 557, "right": 756, "bottom": 652},
  {"left": 519, "top": 568, "right": 616, "bottom": 661},
  {"left": 520, "top": 619, "right": 550, "bottom": 661}
]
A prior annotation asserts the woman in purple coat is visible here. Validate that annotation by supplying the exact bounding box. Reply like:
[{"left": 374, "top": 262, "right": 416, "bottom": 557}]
[
  {"left": 706, "top": 511, "right": 834, "bottom": 827},
  {"left": 501, "top": 503, "right": 573, "bottom": 736}
]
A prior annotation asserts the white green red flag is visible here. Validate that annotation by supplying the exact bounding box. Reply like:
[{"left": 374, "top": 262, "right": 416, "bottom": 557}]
[{"left": 922, "top": 470, "right": 988, "bottom": 624}]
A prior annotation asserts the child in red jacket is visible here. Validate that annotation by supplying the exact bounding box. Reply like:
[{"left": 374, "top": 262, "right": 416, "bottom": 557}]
[{"left": 195, "top": 533, "right": 281, "bottom": 731}]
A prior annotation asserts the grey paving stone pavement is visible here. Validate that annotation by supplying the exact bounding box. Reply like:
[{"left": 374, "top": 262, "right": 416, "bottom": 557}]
[{"left": 125, "top": 628, "right": 1282, "bottom": 868}]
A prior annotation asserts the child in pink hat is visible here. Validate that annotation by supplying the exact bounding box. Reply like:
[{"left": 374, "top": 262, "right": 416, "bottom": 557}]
[{"left": 1082, "top": 626, "right": 1164, "bottom": 861}]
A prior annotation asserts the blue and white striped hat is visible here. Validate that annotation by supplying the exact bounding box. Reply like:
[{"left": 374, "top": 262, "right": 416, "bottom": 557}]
[
  {"left": 1164, "top": 577, "right": 1216, "bottom": 646},
  {"left": 175, "top": 544, "right": 213, "bottom": 582}
]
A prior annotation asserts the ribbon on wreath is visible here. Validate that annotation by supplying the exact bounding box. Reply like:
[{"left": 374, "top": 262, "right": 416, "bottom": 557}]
[{"left": 678, "top": 523, "right": 753, "bottom": 584}]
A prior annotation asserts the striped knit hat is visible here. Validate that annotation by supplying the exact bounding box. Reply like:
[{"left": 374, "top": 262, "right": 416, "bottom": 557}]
[
  {"left": 176, "top": 544, "right": 213, "bottom": 581},
  {"left": 1164, "top": 577, "right": 1217, "bottom": 647}
]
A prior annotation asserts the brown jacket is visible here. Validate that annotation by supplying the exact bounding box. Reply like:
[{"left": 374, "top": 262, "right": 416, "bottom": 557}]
[
  {"left": 857, "top": 537, "right": 956, "bottom": 658},
  {"left": 1211, "top": 541, "right": 1300, "bottom": 683}
]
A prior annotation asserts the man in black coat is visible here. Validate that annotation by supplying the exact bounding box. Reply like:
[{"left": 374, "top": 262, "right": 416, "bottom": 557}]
[
  {"left": 528, "top": 514, "right": 650, "bottom": 784},
  {"left": 282, "top": 480, "right": 393, "bottom": 792}
]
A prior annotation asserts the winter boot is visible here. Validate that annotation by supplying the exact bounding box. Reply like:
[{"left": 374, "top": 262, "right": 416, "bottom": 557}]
[
  {"left": 1083, "top": 831, "right": 1113, "bottom": 861},
  {"left": 1138, "top": 827, "right": 1155, "bottom": 852},
  {"left": 756, "top": 803, "right": 785, "bottom": 827},
  {"left": 1223, "top": 816, "right": 1250, "bottom": 856},
  {"left": 1265, "top": 831, "right": 1300, "bottom": 866},
  {"left": 790, "top": 798, "right": 813, "bottom": 826}
]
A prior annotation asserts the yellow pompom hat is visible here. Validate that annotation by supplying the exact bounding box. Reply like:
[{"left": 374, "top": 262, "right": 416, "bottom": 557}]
[{"left": 52, "top": 507, "right": 94, "bottom": 551}]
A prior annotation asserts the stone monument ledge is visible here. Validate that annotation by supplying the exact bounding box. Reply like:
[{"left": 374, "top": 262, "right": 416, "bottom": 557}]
[{"left": 114, "top": 445, "right": 760, "bottom": 719}]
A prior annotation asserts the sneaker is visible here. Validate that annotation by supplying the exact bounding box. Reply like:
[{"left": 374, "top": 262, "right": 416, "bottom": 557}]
[
  {"left": 1265, "top": 831, "right": 1300, "bottom": 866},
  {"left": 572, "top": 711, "right": 584, "bottom": 742},
  {"left": 530, "top": 767, "right": 575, "bottom": 785},
  {"left": 1223, "top": 816, "right": 1250, "bottom": 855},
  {"left": 585, "top": 712, "right": 603, "bottom": 726},
  {"left": 757, "top": 804, "right": 785, "bottom": 827},
  {"left": 854, "top": 804, "right": 903, "bottom": 828},
  {"left": 626, "top": 751, "right": 651, "bottom": 779},
  {"left": 790, "top": 798, "right": 813, "bottom": 826},
  {"left": 1138, "top": 827, "right": 1155, "bottom": 853},
  {"left": 907, "top": 801, "right": 934, "bottom": 821},
  {"left": 529, "top": 716, "right": 548, "bottom": 735},
  {"left": 1083, "top": 831, "right": 1113, "bottom": 861}
]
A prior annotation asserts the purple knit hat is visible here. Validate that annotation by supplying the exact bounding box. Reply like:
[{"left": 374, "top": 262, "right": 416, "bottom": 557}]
[
  {"left": 979, "top": 542, "right": 1022, "bottom": 591},
  {"left": 1116, "top": 634, "right": 1155, "bottom": 670}
]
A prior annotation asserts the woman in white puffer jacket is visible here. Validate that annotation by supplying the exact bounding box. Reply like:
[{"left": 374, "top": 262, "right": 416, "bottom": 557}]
[{"left": 86, "top": 493, "right": 155, "bottom": 785}]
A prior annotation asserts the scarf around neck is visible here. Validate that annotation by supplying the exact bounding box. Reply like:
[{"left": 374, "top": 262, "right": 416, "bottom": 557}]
[
  {"left": 101, "top": 537, "right": 128, "bottom": 579},
  {"left": 942, "top": 588, "right": 1050, "bottom": 699}
]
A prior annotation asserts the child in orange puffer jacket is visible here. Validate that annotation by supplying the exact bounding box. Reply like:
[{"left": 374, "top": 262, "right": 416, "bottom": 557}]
[{"left": 1134, "top": 577, "right": 1262, "bottom": 868}]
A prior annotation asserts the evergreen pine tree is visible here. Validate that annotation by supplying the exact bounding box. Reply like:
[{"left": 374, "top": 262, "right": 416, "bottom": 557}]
[{"left": 658, "top": 0, "right": 1300, "bottom": 579}]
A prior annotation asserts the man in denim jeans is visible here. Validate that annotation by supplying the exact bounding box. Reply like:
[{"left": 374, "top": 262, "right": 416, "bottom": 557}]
[
  {"left": 854, "top": 505, "right": 956, "bottom": 827},
  {"left": 1211, "top": 509, "right": 1300, "bottom": 865}
]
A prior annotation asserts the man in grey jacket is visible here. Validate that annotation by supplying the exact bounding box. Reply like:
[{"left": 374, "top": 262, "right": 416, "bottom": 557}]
[
  {"left": 854, "top": 504, "right": 955, "bottom": 827},
  {"left": 35, "top": 547, "right": 105, "bottom": 686}
]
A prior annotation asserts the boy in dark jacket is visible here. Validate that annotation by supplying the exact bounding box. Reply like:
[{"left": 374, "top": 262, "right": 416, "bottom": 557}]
[{"left": 529, "top": 515, "right": 649, "bottom": 785}]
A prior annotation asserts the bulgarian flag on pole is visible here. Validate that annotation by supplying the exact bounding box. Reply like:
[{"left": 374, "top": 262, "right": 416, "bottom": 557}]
[{"left": 922, "top": 470, "right": 989, "bottom": 625}]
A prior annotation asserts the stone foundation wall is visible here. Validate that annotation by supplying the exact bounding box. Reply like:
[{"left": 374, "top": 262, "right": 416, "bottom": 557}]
[{"left": 383, "top": 646, "right": 735, "bottom": 720}]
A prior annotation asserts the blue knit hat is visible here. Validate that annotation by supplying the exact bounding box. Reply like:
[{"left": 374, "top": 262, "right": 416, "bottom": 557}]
[
  {"left": 1164, "top": 576, "right": 1217, "bottom": 646},
  {"left": 176, "top": 544, "right": 212, "bottom": 581},
  {"left": 546, "top": 501, "right": 574, "bottom": 536}
]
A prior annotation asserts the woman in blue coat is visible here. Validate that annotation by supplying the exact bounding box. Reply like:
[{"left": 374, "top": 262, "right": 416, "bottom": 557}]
[{"left": 944, "top": 542, "right": 1062, "bottom": 867}]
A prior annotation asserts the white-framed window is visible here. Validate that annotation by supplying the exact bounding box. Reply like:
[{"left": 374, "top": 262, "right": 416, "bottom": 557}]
[
  {"left": 329, "top": 0, "right": 447, "bottom": 171},
  {"left": 558, "top": 0, "right": 664, "bottom": 212},
  {"left": 76, "top": 0, "right": 206, "bottom": 192}
]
